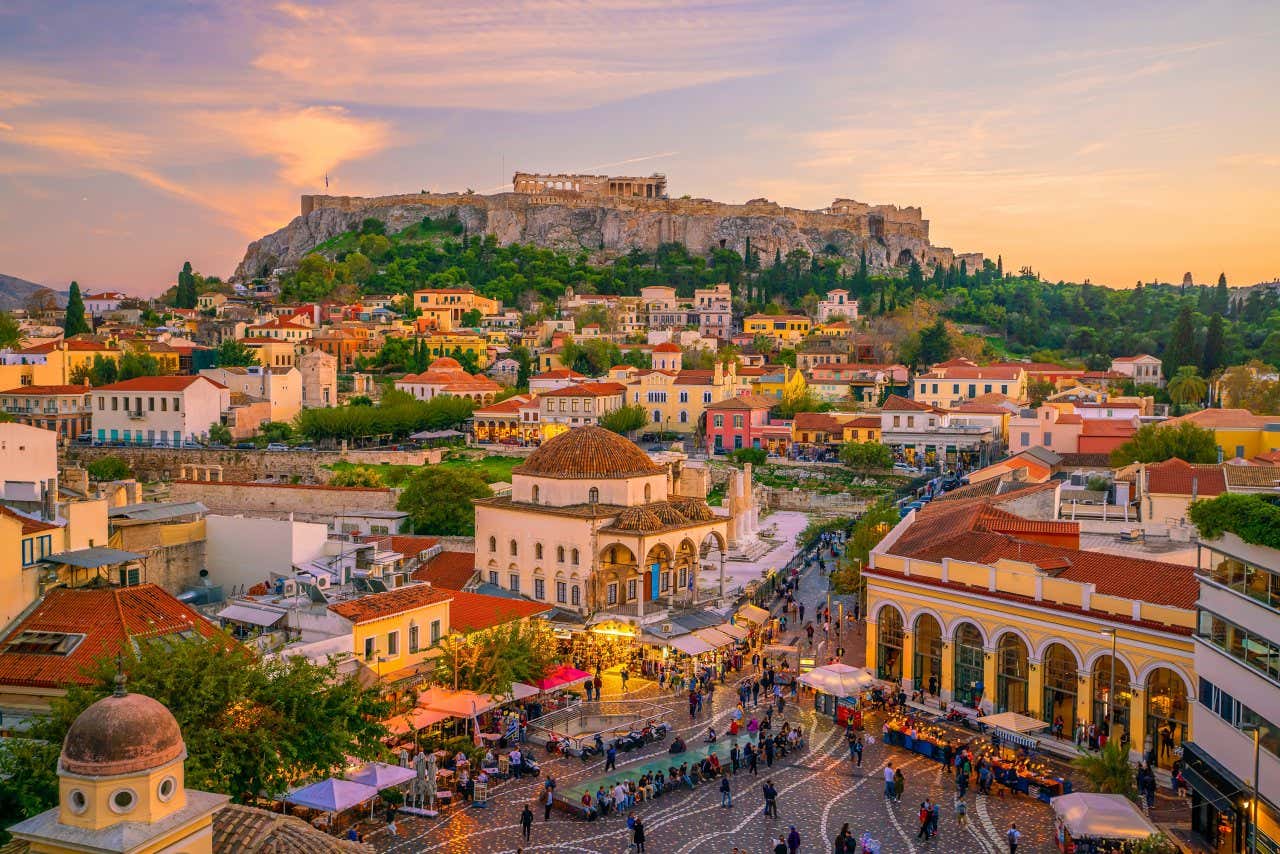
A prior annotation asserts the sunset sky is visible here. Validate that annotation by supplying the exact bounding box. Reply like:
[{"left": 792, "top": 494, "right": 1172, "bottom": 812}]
[{"left": 1, "top": 0, "right": 1277, "bottom": 294}]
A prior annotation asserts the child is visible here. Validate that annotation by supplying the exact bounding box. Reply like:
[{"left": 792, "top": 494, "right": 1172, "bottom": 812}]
[{"left": 955, "top": 797, "right": 968, "bottom": 827}]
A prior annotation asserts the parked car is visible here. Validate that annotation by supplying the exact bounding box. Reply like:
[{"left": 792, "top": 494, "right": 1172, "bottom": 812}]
[
  {"left": 233, "top": 442, "right": 255, "bottom": 450},
  {"left": 266, "top": 443, "right": 289, "bottom": 451},
  {"left": 74, "top": 433, "right": 93, "bottom": 445}
]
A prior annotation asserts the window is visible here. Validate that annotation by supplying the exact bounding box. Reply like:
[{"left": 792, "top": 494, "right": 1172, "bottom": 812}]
[
  {"left": 679, "top": 391, "right": 688, "bottom": 403},
  {"left": 703, "top": 392, "right": 712, "bottom": 403},
  {"left": 679, "top": 410, "right": 688, "bottom": 423},
  {"left": 431, "top": 620, "right": 441, "bottom": 644},
  {"left": 733, "top": 415, "right": 743, "bottom": 428},
  {"left": 409, "top": 623, "right": 419, "bottom": 653},
  {"left": 1043, "top": 432, "right": 1052, "bottom": 446},
  {"left": 534, "top": 578, "right": 545, "bottom": 600},
  {"left": 1198, "top": 609, "right": 1280, "bottom": 683},
  {"left": 488, "top": 570, "right": 499, "bottom": 585},
  {"left": 21, "top": 539, "right": 34, "bottom": 567},
  {"left": 509, "top": 539, "right": 518, "bottom": 556},
  {"left": 535, "top": 543, "right": 543, "bottom": 559},
  {"left": 557, "top": 546, "right": 565, "bottom": 562},
  {"left": 508, "top": 573, "right": 520, "bottom": 592},
  {"left": 111, "top": 397, "right": 118, "bottom": 411},
  {"left": 588, "top": 487, "right": 599, "bottom": 503},
  {"left": 160, "top": 397, "right": 167, "bottom": 411},
  {"left": 893, "top": 415, "right": 901, "bottom": 427},
  {"left": 607, "top": 583, "right": 618, "bottom": 605},
  {"left": 627, "top": 578, "right": 638, "bottom": 600},
  {"left": 644, "top": 484, "right": 651, "bottom": 501},
  {"left": 148, "top": 396, "right": 155, "bottom": 411},
  {"left": 386, "top": 631, "right": 399, "bottom": 656},
  {"left": 488, "top": 536, "right": 496, "bottom": 552},
  {"left": 662, "top": 571, "right": 671, "bottom": 591},
  {"left": 571, "top": 548, "right": 579, "bottom": 565},
  {"left": 714, "top": 414, "right": 724, "bottom": 428},
  {"left": 571, "top": 585, "right": 581, "bottom": 606},
  {"left": 556, "top": 581, "right": 567, "bottom": 603},
  {"left": 984, "top": 384, "right": 992, "bottom": 394},
  {"left": 97, "top": 396, "right": 104, "bottom": 410},
  {"left": 363, "top": 637, "right": 375, "bottom": 661},
  {"left": 118, "top": 567, "right": 140, "bottom": 587},
  {"left": 734, "top": 435, "right": 743, "bottom": 449}
]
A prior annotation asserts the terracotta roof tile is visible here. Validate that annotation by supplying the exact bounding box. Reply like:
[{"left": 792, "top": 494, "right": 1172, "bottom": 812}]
[
  {"left": 514, "top": 426, "right": 663, "bottom": 479},
  {"left": 96, "top": 376, "right": 227, "bottom": 392},
  {"left": 539, "top": 382, "right": 626, "bottom": 398},
  {"left": 1145, "top": 458, "right": 1226, "bottom": 496},
  {"left": 882, "top": 394, "right": 940, "bottom": 412},
  {"left": 0, "top": 505, "right": 61, "bottom": 536},
  {"left": 446, "top": 590, "right": 552, "bottom": 633},
  {"left": 0, "top": 384, "right": 90, "bottom": 396},
  {"left": 327, "top": 584, "right": 453, "bottom": 624},
  {"left": 705, "top": 393, "right": 775, "bottom": 411},
  {"left": 410, "top": 551, "right": 476, "bottom": 590}
]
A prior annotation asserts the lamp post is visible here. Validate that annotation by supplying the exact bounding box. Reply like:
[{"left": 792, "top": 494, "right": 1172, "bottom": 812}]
[
  {"left": 1100, "top": 628, "right": 1117, "bottom": 734},
  {"left": 1243, "top": 724, "right": 1263, "bottom": 854}
]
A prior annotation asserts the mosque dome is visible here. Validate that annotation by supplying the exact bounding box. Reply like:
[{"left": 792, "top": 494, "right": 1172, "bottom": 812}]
[{"left": 514, "top": 426, "right": 664, "bottom": 480}]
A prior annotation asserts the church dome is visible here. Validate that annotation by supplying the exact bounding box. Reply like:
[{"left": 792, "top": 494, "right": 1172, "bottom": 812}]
[
  {"left": 61, "top": 691, "right": 185, "bottom": 777},
  {"left": 515, "top": 426, "right": 664, "bottom": 480},
  {"left": 427, "top": 357, "right": 462, "bottom": 370}
]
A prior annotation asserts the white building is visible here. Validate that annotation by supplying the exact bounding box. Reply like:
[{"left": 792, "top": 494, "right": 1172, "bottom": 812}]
[
  {"left": 82, "top": 291, "right": 127, "bottom": 317},
  {"left": 297, "top": 347, "right": 336, "bottom": 408},
  {"left": 204, "top": 514, "right": 330, "bottom": 592},
  {"left": 817, "top": 288, "right": 859, "bottom": 322},
  {"left": 0, "top": 422, "right": 58, "bottom": 504},
  {"left": 1185, "top": 527, "right": 1280, "bottom": 851},
  {"left": 199, "top": 365, "right": 301, "bottom": 423},
  {"left": 1110, "top": 354, "right": 1164, "bottom": 388},
  {"left": 91, "top": 375, "right": 230, "bottom": 446}
]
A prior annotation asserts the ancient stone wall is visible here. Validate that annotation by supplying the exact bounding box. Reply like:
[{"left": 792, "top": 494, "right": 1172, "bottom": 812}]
[
  {"left": 169, "top": 480, "right": 399, "bottom": 523},
  {"left": 65, "top": 446, "right": 436, "bottom": 484}
]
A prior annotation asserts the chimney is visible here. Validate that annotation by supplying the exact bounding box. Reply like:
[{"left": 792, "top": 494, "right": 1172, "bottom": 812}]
[{"left": 44, "top": 478, "right": 57, "bottom": 522}]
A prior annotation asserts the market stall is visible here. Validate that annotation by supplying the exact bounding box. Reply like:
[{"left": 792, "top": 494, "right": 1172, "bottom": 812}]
[
  {"left": 534, "top": 664, "right": 591, "bottom": 693},
  {"left": 978, "top": 711, "right": 1050, "bottom": 750},
  {"left": 1051, "top": 792, "right": 1159, "bottom": 853},
  {"left": 797, "top": 663, "right": 876, "bottom": 719},
  {"left": 284, "top": 778, "right": 380, "bottom": 827}
]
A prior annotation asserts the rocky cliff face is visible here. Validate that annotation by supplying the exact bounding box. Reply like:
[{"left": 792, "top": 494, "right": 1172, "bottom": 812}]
[{"left": 233, "top": 192, "right": 974, "bottom": 281}]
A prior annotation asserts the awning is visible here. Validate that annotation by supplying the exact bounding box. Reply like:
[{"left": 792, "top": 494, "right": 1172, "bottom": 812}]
[
  {"left": 384, "top": 707, "right": 451, "bottom": 735},
  {"left": 667, "top": 634, "right": 714, "bottom": 656},
  {"left": 284, "top": 778, "right": 378, "bottom": 813},
  {"left": 796, "top": 663, "right": 875, "bottom": 696},
  {"left": 533, "top": 664, "right": 591, "bottom": 692},
  {"left": 736, "top": 604, "right": 770, "bottom": 625},
  {"left": 215, "top": 603, "right": 285, "bottom": 628},
  {"left": 693, "top": 628, "right": 736, "bottom": 649},
  {"left": 508, "top": 683, "right": 540, "bottom": 702},
  {"left": 345, "top": 762, "right": 416, "bottom": 789},
  {"left": 1051, "top": 793, "right": 1159, "bottom": 840},
  {"left": 418, "top": 686, "right": 499, "bottom": 717},
  {"left": 717, "top": 623, "right": 749, "bottom": 641},
  {"left": 978, "top": 712, "right": 1050, "bottom": 734}
]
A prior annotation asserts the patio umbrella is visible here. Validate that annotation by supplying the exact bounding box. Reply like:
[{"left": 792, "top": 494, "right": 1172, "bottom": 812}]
[
  {"left": 346, "top": 761, "right": 416, "bottom": 790},
  {"left": 284, "top": 778, "right": 379, "bottom": 813},
  {"left": 413, "top": 750, "right": 427, "bottom": 809},
  {"left": 424, "top": 752, "right": 438, "bottom": 816}
]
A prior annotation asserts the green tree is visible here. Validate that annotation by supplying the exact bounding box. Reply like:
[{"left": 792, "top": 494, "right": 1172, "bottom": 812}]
[
  {"left": 86, "top": 455, "right": 132, "bottom": 481},
  {"left": 1201, "top": 313, "right": 1225, "bottom": 374},
  {"left": 460, "top": 308, "right": 484, "bottom": 327},
  {"left": 215, "top": 338, "right": 259, "bottom": 367},
  {"left": 118, "top": 350, "right": 163, "bottom": 380},
  {"left": 0, "top": 310, "right": 20, "bottom": 349},
  {"left": 838, "top": 441, "right": 893, "bottom": 477},
  {"left": 1074, "top": 740, "right": 1136, "bottom": 799},
  {"left": 599, "top": 403, "right": 648, "bottom": 435},
  {"left": 207, "top": 423, "right": 233, "bottom": 445},
  {"left": 329, "top": 465, "right": 385, "bottom": 487},
  {"left": 915, "top": 319, "right": 953, "bottom": 366},
  {"left": 907, "top": 259, "right": 923, "bottom": 288},
  {"left": 830, "top": 499, "right": 899, "bottom": 603},
  {"left": 258, "top": 421, "right": 293, "bottom": 444},
  {"left": 1215, "top": 272, "right": 1229, "bottom": 314},
  {"left": 1110, "top": 422, "right": 1218, "bottom": 465},
  {"left": 435, "top": 621, "right": 558, "bottom": 699},
  {"left": 1166, "top": 366, "right": 1208, "bottom": 406},
  {"left": 63, "top": 281, "right": 90, "bottom": 337},
  {"left": 1162, "top": 304, "right": 1197, "bottom": 377},
  {"left": 1027, "top": 378, "right": 1056, "bottom": 406},
  {"left": 731, "top": 447, "right": 767, "bottom": 466},
  {"left": 176, "top": 261, "right": 197, "bottom": 308},
  {"left": 398, "top": 467, "right": 492, "bottom": 535}
]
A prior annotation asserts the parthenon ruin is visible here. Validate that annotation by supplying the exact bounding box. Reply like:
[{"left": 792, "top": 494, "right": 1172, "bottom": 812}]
[{"left": 512, "top": 171, "right": 668, "bottom": 199}]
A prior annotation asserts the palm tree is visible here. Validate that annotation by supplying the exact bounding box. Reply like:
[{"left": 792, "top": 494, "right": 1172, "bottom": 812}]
[
  {"left": 1167, "top": 365, "right": 1208, "bottom": 406},
  {"left": 1073, "top": 740, "right": 1137, "bottom": 799}
]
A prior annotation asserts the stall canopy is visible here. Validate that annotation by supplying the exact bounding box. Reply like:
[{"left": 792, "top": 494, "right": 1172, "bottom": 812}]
[
  {"left": 284, "top": 778, "right": 379, "bottom": 813},
  {"left": 214, "top": 602, "right": 286, "bottom": 628},
  {"left": 534, "top": 664, "right": 591, "bottom": 692},
  {"left": 418, "top": 686, "right": 499, "bottom": 717},
  {"left": 384, "top": 707, "right": 451, "bottom": 736},
  {"left": 667, "top": 634, "right": 715, "bottom": 656},
  {"left": 345, "top": 762, "right": 416, "bottom": 789},
  {"left": 796, "top": 663, "right": 875, "bottom": 696},
  {"left": 978, "top": 712, "right": 1050, "bottom": 734},
  {"left": 693, "top": 627, "right": 736, "bottom": 649},
  {"left": 717, "top": 623, "right": 749, "bottom": 641},
  {"left": 508, "top": 683, "right": 540, "bottom": 702},
  {"left": 736, "top": 604, "right": 771, "bottom": 625},
  {"left": 1051, "top": 793, "right": 1159, "bottom": 841}
]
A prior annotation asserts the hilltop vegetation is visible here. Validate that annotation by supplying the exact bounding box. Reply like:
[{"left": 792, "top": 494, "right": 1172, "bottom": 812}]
[{"left": 275, "top": 216, "right": 1278, "bottom": 373}]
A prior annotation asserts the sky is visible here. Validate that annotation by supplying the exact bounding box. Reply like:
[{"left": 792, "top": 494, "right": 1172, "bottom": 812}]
[{"left": 0, "top": 0, "right": 1277, "bottom": 295}]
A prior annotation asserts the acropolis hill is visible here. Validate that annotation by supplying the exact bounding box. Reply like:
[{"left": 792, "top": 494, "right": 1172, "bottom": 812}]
[{"left": 233, "top": 171, "right": 982, "bottom": 281}]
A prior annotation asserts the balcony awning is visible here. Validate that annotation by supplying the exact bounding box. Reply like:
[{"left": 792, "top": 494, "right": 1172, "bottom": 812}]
[
  {"left": 667, "top": 634, "right": 714, "bottom": 656},
  {"left": 215, "top": 603, "right": 285, "bottom": 628},
  {"left": 736, "top": 604, "right": 771, "bottom": 625},
  {"left": 717, "top": 622, "right": 749, "bottom": 641}
]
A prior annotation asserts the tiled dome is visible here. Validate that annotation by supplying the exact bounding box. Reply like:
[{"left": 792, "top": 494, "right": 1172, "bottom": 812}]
[{"left": 515, "top": 426, "right": 663, "bottom": 480}]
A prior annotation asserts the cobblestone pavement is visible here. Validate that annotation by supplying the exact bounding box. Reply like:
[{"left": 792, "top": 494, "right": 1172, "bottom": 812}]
[{"left": 370, "top": 552, "right": 1063, "bottom": 854}]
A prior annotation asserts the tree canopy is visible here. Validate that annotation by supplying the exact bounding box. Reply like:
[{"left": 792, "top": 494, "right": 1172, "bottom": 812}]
[
  {"left": 599, "top": 403, "right": 648, "bottom": 435},
  {"left": 1109, "top": 422, "right": 1218, "bottom": 466},
  {"left": 838, "top": 441, "right": 893, "bottom": 476},
  {"left": 63, "top": 281, "right": 90, "bottom": 337},
  {"left": 296, "top": 394, "right": 474, "bottom": 443},
  {"left": 398, "top": 466, "right": 492, "bottom": 535},
  {"left": 215, "top": 339, "right": 259, "bottom": 367}
]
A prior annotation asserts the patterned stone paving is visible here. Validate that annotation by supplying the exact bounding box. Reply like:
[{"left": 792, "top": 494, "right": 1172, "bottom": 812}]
[{"left": 367, "top": 552, "right": 1062, "bottom": 854}]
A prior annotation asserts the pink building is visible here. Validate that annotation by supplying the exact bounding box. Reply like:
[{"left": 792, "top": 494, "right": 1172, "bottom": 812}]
[
  {"left": 705, "top": 394, "right": 791, "bottom": 455},
  {"left": 1009, "top": 406, "right": 1083, "bottom": 454}
]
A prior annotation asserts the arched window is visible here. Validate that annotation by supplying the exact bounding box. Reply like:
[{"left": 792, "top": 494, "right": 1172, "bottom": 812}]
[
  {"left": 488, "top": 536, "right": 496, "bottom": 553},
  {"left": 535, "top": 543, "right": 543, "bottom": 560},
  {"left": 644, "top": 484, "right": 652, "bottom": 502},
  {"left": 571, "top": 585, "right": 581, "bottom": 606},
  {"left": 571, "top": 548, "right": 580, "bottom": 565},
  {"left": 679, "top": 410, "right": 688, "bottom": 423},
  {"left": 531, "top": 484, "right": 540, "bottom": 503},
  {"left": 557, "top": 546, "right": 565, "bottom": 563},
  {"left": 509, "top": 539, "right": 518, "bottom": 556},
  {"left": 588, "top": 487, "right": 599, "bottom": 503}
]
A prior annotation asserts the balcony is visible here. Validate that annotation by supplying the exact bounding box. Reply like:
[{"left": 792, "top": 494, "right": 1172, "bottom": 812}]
[{"left": 127, "top": 411, "right": 146, "bottom": 420}]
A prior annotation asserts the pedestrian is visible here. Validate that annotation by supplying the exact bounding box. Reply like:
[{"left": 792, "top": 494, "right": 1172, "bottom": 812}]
[
  {"left": 955, "top": 797, "right": 968, "bottom": 827},
  {"left": 720, "top": 773, "right": 732, "bottom": 807},
  {"left": 765, "top": 737, "right": 775, "bottom": 768},
  {"left": 773, "top": 836, "right": 789, "bottom": 854},
  {"left": 621, "top": 667, "right": 630, "bottom": 693},
  {"left": 593, "top": 673, "right": 603, "bottom": 699},
  {"left": 747, "top": 743, "right": 759, "bottom": 776},
  {"left": 928, "top": 674, "right": 938, "bottom": 697},
  {"left": 917, "top": 801, "right": 931, "bottom": 839},
  {"left": 834, "top": 822, "right": 852, "bottom": 854},
  {"left": 762, "top": 779, "right": 778, "bottom": 817},
  {"left": 787, "top": 824, "right": 801, "bottom": 854},
  {"left": 585, "top": 678, "right": 594, "bottom": 701},
  {"left": 633, "top": 816, "right": 646, "bottom": 854},
  {"left": 730, "top": 743, "right": 741, "bottom": 775},
  {"left": 893, "top": 767, "right": 905, "bottom": 802},
  {"left": 853, "top": 737, "right": 864, "bottom": 768},
  {"left": 544, "top": 785, "right": 554, "bottom": 821},
  {"left": 520, "top": 803, "right": 533, "bottom": 842},
  {"left": 1007, "top": 822, "right": 1021, "bottom": 854},
  {"left": 386, "top": 816, "right": 398, "bottom": 838},
  {"left": 929, "top": 799, "right": 940, "bottom": 838},
  {"left": 884, "top": 761, "right": 896, "bottom": 799},
  {"left": 605, "top": 744, "right": 617, "bottom": 771}
]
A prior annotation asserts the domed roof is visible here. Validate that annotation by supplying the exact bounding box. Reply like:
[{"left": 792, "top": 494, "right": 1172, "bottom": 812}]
[
  {"left": 61, "top": 691, "right": 185, "bottom": 776},
  {"left": 514, "top": 426, "right": 664, "bottom": 480},
  {"left": 428, "top": 356, "right": 462, "bottom": 370}
]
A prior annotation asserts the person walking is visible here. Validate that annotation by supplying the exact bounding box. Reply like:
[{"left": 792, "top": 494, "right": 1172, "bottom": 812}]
[
  {"left": 593, "top": 672, "right": 603, "bottom": 699},
  {"left": 632, "top": 816, "right": 646, "bottom": 854},
  {"left": 1007, "top": 822, "right": 1021, "bottom": 854},
  {"left": 772, "top": 836, "right": 789, "bottom": 854},
  {"left": 955, "top": 797, "right": 968, "bottom": 828},
  {"left": 834, "top": 823, "right": 852, "bottom": 854},
  {"left": 543, "top": 783, "right": 555, "bottom": 821},
  {"left": 720, "top": 773, "right": 732, "bottom": 807},
  {"left": 762, "top": 779, "right": 778, "bottom": 817},
  {"left": 787, "top": 825, "right": 801, "bottom": 854},
  {"left": 883, "top": 761, "right": 896, "bottom": 799},
  {"left": 747, "top": 743, "right": 759, "bottom": 776},
  {"left": 852, "top": 736, "right": 864, "bottom": 768},
  {"left": 730, "top": 743, "right": 741, "bottom": 775},
  {"left": 620, "top": 667, "right": 630, "bottom": 693},
  {"left": 605, "top": 744, "right": 617, "bottom": 772},
  {"left": 893, "top": 767, "right": 905, "bottom": 803},
  {"left": 917, "top": 801, "right": 931, "bottom": 840},
  {"left": 929, "top": 799, "right": 940, "bottom": 839},
  {"left": 520, "top": 803, "right": 533, "bottom": 842}
]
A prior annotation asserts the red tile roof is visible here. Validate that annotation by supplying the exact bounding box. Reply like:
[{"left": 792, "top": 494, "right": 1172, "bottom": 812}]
[
  {"left": 652, "top": 342, "right": 682, "bottom": 353},
  {"left": 540, "top": 382, "right": 626, "bottom": 398},
  {"left": 881, "top": 394, "right": 940, "bottom": 412},
  {"left": 0, "top": 505, "right": 61, "bottom": 535},
  {"left": 21, "top": 339, "right": 113, "bottom": 354},
  {"left": 532, "top": 369, "right": 586, "bottom": 380},
  {"left": 1081, "top": 419, "right": 1138, "bottom": 437},
  {"left": 792, "top": 412, "right": 845, "bottom": 432},
  {"left": 0, "top": 584, "right": 219, "bottom": 689},
  {"left": 1145, "top": 458, "right": 1226, "bottom": 497},
  {"left": 95, "top": 376, "right": 227, "bottom": 392},
  {"left": 328, "top": 584, "right": 453, "bottom": 624},
  {"left": 0, "top": 384, "right": 90, "bottom": 396},
  {"left": 358, "top": 534, "right": 440, "bottom": 558},
  {"left": 705, "top": 393, "right": 775, "bottom": 411},
  {"left": 411, "top": 551, "right": 477, "bottom": 590},
  {"left": 446, "top": 590, "right": 552, "bottom": 633}
]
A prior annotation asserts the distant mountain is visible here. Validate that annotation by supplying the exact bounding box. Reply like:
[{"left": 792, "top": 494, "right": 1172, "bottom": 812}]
[{"left": 0, "top": 273, "right": 67, "bottom": 311}]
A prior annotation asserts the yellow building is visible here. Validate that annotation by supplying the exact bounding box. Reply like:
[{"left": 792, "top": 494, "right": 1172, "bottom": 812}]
[
  {"left": 0, "top": 340, "right": 122, "bottom": 389},
  {"left": 1164, "top": 408, "right": 1280, "bottom": 461},
  {"left": 418, "top": 332, "right": 491, "bottom": 369},
  {"left": 328, "top": 583, "right": 453, "bottom": 687},
  {"left": 413, "top": 288, "right": 501, "bottom": 332},
  {"left": 0, "top": 499, "right": 110, "bottom": 630},
  {"left": 865, "top": 492, "right": 1197, "bottom": 767},
  {"left": 612, "top": 361, "right": 751, "bottom": 436},
  {"left": 743, "top": 314, "right": 812, "bottom": 346},
  {"left": 791, "top": 412, "right": 882, "bottom": 448},
  {"left": 912, "top": 358, "right": 1028, "bottom": 408},
  {"left": 239, "top": 337, "right": 297, "bottom": 369}
]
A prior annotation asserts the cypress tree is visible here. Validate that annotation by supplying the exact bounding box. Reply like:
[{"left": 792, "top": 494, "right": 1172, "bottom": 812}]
[
  {"left": 996, "top": 255, "right": 1003, "bottom": 278},
  {"left": 63, "top": 281, "right": 90, "bottom": 336},
  {"left": 1201, "top": 313, "right": 1225, "bottom": 374},
  {"left": 1163, "top": 304, "right": 1198, "bottom": 377},
  {"left": 1215, "top": 273, "right": 1229, "bottom": 314}
]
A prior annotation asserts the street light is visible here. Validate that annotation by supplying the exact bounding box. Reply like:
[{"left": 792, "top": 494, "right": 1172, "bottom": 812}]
[
  {"left": 1099, "top": 629, "right": 1117, "bottom": 735},
  {"left": 1242, "top": 724, "right": 1264, "bottom": 854}
]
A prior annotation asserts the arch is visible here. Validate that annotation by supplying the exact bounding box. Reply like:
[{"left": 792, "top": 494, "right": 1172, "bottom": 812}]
[
  {"left": 1041, "top": 642, "right": 1081, "bottom": 732},
  {"left": 679, "top": 410, "right": 688, "bottom": 423},
  {"left": 1144, "top": 666, "right": 1190, "bottom": 769},
  {"left": 1091, "top": 653, "right": 1133, "bottom": 747},
  {"left": 644, "top": 483, "right": 652, "bottom": 502},
  {"left": 874, "top": 601, "right": 906, "bottom": 625},
  {"left": 509, "top": 539, "right": 518, "bottom": 556},
  {"left": 952, "top": 621, "right": 986, "bottom": 708},
  {"left": 488, "top": 536, "right": 496, "bottom": 553},
  {"left": 700, "top": 530, "right": 727, "bottom": 554},
  {"left": 1136, "top": 662, "right": 1194, "bottom": 696},
  {"left": 556, "top": 545, "right": 565, "bottom": 563},
  {"left": 535, "top": 543, "right": 543, "bottom": 560},
  {"left": 570, "top": 548, "right": 580, "bottom": 565},
  {"left": 1082, "top": 646, "right": 1137, "bottom": 676},
  {"left": 992, "top": 625, "right": 1035, "bottom": 655},
  {"left": 532, "top": 484, "right": 540, "bottom": 503},
  {"left": 876, "top": 605, "right": 905, "bottom": 681},
  {"left": 896, "top": 249, "right": 914, "bottom": 266},
  {"left": 913, "top": 613, "right": 944, "bottom": 696},
  {"left": 995, "top": 633, "right": 1029, "bottom": 713},
  {"left": 644, "top": 543, "right": 673, "bottom": 565},
  {"left": 588, "top": 487, "right": 599, "bottom": 504},
  {"left": 947, "top": 617, "right": 989, "bottom": 647}
]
